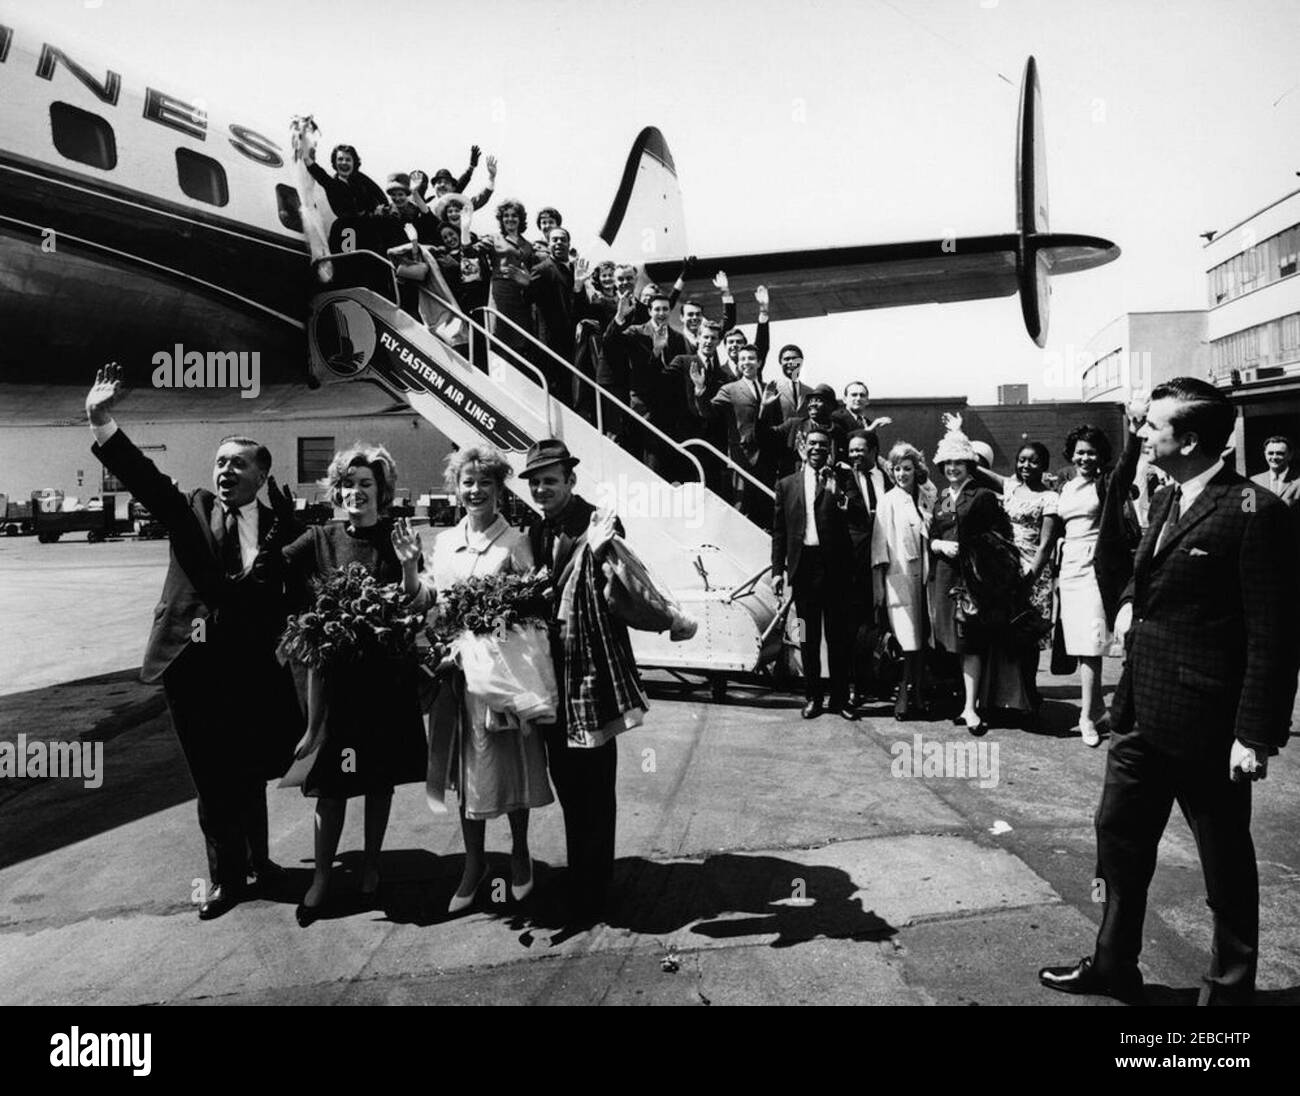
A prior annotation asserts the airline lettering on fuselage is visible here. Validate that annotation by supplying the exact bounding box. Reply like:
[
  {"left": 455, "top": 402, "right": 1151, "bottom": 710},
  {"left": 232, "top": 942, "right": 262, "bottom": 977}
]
[
  {"left": 0, "top": 25, "right": 284, "bottom": 168},
  {"left": 143, "top": 88, "right": 205, "bottom": 140}
]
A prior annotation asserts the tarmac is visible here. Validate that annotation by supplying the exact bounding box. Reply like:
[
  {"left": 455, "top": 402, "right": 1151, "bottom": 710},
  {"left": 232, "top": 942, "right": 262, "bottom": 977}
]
[{"left": 2, "top": 535, "right": 1299, "bottom": 1006}]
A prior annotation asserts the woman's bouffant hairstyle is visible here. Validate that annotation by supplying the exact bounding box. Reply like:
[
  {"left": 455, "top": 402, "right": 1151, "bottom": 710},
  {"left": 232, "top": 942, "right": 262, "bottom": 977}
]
[
  {"left": 444, "top": 444, "right": 511, "bottom": 496},
  {"left": 323, "top": 444, "right": 397, "bottom": 510},
  {"left": 888, "top": 441, "right": 929, "bottom": 483},
  {"left": 330, "top": 144, "right": 362, "bottom": 172},
  {"left": 1063, "top": 424, "right": 1112, "bottom": 465},
  {"left": 495, "top": 199, "right": 527, "bottom": 231}
]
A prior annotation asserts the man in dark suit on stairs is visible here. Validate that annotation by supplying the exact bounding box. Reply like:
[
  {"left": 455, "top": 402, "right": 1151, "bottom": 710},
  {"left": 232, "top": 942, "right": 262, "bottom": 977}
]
[{"left": 85, "top": 363, "right": 302, "bottom": 920}]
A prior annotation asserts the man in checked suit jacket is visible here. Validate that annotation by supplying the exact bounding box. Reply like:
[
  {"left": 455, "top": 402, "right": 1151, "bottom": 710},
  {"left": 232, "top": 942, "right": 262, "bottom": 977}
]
[
  {"left": 771, "top": 422, "right": 858, "bottom": 722},
  {"left": 1041, "top": 377, "right": 1300, "bottom": 1005},
  {"left": 522, "top": 440, "right": 628, "bottom": 928},
  {"left": 85, "top": 364, "right": 302, "bottom": 921}
]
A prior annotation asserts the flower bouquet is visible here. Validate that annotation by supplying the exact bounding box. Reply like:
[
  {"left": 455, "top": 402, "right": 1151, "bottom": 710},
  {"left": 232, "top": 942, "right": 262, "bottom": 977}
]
[
  {"left": 430, "top": 568, "right": 557, "bottom": 725},
  {"left": 279, "top": 562, "right": 425, "bottom": 669}
]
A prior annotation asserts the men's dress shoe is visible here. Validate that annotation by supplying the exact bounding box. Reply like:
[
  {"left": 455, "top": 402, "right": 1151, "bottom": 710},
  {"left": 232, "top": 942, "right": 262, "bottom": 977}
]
[
  {"left": 836, "top": 707, "right": 859, "bottom": 722},
  {"left": 801, "top": 700, "right": 824, "bottom": 720},
  {"left": 198, "top": 883, "right": 241, "bottom": 921},
  {"left": 1039, "top": 957, "right": 1144, "bottom": 1004}
]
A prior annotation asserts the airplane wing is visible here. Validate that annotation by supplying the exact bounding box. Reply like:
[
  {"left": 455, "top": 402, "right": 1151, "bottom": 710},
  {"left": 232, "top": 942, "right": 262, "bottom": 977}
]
[
  {"left": 642, "top": 232, "right": 1118, "bottom": 326},
  {"left": 602, "top": 58, "right": 1119, "bottom": 345}
]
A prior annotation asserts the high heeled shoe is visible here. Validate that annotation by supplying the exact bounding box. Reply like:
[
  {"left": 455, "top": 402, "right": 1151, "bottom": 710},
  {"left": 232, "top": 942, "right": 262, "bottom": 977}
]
[
  {"left": 1079, "top": 718, "right": 1101, "bottom": 748},
  {"left": 295, "top": 897, "right": 326, "bottom": 927},
  {"left": 510, "top": 856, "right": 534, "bottom": 902},
  {"left": 448, "top": 867, "right": 491, "bottom": 914}
]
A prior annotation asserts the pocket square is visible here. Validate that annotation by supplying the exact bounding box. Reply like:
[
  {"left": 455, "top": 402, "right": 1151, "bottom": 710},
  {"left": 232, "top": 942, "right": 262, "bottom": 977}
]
[{"left": 1186, "top": 547, "right": 1209, "bottom": 557}]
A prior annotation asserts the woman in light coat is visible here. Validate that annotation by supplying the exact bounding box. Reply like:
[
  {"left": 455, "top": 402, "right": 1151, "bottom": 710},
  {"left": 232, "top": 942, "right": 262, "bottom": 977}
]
[{"left": 870, "top": 442, "right": 935, "bottom": 719}]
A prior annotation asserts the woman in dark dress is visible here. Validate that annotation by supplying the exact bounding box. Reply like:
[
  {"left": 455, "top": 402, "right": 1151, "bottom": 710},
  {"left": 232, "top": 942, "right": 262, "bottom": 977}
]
[
  {"left": 277, "top": 445, "right": 431, "bottom": 924},
  {"left": 484, "top": 199, "right": 539, "bottom": 365},
  {"left": 929, "top": 422, "right": 1017, "bottom": 735}
]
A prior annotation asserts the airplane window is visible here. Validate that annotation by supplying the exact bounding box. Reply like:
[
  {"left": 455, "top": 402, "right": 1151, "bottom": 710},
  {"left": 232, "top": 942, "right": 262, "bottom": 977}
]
[
  {"left": 175, "top": 148, "right": 229, "bottom": 206},
  {"left": 276, "top": 184, "right": 303, "bottom": 232},
  {"left": 49, "top": 101, "right": 117, "bottom": 170}
]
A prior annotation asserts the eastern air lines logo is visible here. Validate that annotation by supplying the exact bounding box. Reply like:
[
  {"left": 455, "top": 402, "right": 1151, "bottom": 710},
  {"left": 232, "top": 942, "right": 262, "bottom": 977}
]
[{"left": 313, "top": 299, "right": 377, "bottom": 378}]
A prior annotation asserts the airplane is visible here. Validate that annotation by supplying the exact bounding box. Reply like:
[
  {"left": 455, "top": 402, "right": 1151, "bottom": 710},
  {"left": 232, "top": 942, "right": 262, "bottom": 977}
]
[{"left": 0, "top": 16, "right": 1119, "bottom": 427}]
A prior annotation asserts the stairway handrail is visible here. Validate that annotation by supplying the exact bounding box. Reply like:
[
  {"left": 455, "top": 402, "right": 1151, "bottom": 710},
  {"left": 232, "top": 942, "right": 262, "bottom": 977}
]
[
  {"left": 473, "top": 305, "right": 707, "bottom": 488},
  {"left": 678, "top": 438, "right": 776, "bottom": 500}
]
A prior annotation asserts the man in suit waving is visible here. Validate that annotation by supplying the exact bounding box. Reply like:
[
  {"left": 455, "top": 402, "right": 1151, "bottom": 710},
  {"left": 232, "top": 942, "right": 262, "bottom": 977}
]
[
  {"left": 771, "top": 423, "right": 858, "bottom": 722},
  {"left": 86, "top": 363, "right": 302, "bottom": 920},
  {"left": 1040, "top": 377, "right": 1300, "bottom": 1004}
]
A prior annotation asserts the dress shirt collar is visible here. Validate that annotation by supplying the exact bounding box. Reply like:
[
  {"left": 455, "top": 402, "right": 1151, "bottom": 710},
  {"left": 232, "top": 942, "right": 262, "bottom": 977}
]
[{"left": 1177, "top": 458, "right": 1223, "bottom": 514}]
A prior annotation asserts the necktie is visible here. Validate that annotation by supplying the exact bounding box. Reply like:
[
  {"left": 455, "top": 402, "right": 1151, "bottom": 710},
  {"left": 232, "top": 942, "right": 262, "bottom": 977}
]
[
  {"left": 222, "top": 506, "right": 243, "bottom": 577},
  {"left": 540, "top": 521, "right": 559, "bottom": 571},
  {"left": 859, "top": 471, "right": 876, "bottom": 513},
  {"left": 1157, "top": 485, "right": 1181, "bottom": 552}
]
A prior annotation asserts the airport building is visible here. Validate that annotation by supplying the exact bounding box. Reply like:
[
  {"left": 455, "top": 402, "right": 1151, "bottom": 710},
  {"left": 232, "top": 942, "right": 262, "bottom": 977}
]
[
  {"left": 1081, "top": 311, "right": 1209, "bottom": 405},
  {"left": 0, "top": 401, "right": 455, "bottom": 511},
  {"left": 1203, "top": 187, "right": 1300, "bottom": 474}
]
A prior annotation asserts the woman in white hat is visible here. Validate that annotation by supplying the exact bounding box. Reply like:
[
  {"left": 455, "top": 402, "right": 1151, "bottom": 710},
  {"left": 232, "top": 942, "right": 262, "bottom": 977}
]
[{"left": 928, "top": 421, "right": 1016, "bottom": 735}]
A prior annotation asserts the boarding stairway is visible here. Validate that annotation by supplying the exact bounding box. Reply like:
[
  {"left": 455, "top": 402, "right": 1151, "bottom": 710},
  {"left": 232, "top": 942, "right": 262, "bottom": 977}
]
[{"left": 305, "top": 251, "right": 791, "bottom": 686}]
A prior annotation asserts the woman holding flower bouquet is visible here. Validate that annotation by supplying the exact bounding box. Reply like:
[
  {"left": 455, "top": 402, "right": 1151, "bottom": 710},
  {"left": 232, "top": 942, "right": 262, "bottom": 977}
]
[
  {"left": 428, "top": 445, "right": 554, "bottom": 913},
  {"left": 271, "top": 445, "right": 430, "bottom": 925}
]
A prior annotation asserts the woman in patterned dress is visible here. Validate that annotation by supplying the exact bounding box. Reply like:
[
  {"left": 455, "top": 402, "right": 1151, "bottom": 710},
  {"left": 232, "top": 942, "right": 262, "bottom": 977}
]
[
  {"left": 972, "top": 441, "right": 1062, "bottom": 722},
  {"left": 428, "top": 445, "right": 554, "bottom": 913}
]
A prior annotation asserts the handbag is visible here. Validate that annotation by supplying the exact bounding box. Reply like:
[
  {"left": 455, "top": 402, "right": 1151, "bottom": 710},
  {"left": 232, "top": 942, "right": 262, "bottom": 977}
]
[{"left": 872, "top": 629, "right": 905, "bottom": 691}]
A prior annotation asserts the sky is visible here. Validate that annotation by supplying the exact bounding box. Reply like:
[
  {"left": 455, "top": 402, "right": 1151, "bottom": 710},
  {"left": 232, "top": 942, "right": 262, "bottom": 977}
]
[{"left": 5, "top": 0, "right": 1299, "bottom": 402}]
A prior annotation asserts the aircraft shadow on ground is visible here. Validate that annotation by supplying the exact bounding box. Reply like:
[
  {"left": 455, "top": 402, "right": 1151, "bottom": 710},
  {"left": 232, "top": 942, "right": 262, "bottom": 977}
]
[{"left": 296, "top": 848, "right": 897, "bottom": 949}]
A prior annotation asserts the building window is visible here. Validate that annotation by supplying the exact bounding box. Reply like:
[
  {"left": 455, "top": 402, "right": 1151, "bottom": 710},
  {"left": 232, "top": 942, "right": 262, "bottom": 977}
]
[
  {"left": 1207, "top": 220, "right": 1300, "bottom": 306},
  {"left": 175, "top": 148, "right": 228, "bottom": 206},
  {"left": 297, "top": 436, "right": 335, "bottom": 484},
  {"left": 49, "top": 101, "right": 116, "bottom": 170},
  {"left": 1212, "top": 312, "right": 1300, "bottom": 375},
  {"left": 276, "top": 184, "right": 302, "bottom": 232}
]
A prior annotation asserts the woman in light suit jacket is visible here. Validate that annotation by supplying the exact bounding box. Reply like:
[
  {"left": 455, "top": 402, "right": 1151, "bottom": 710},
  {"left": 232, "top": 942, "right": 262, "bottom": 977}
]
[{"left": 871, "top": 442, "right": 935, "bottom": 719}]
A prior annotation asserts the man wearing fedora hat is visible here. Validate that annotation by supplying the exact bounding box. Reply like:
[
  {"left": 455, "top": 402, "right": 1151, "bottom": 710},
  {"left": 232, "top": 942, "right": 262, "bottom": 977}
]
[{"left": 521, "top": 439, "right": 629, "bottom": 925}]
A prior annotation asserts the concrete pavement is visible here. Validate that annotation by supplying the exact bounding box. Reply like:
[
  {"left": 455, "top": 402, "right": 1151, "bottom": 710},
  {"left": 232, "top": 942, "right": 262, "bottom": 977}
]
[{"left": 2, "top": 536, "right": 1299, "bottom": 1005}]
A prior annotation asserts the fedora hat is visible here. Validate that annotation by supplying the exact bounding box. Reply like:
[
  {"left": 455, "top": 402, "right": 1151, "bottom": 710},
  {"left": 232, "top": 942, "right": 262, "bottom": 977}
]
[{"left": 518, "top": 439, "right": 579, "bottom": 478}]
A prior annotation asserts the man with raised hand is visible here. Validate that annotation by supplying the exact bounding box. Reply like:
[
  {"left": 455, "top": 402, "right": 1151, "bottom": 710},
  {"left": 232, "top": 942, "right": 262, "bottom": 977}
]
[{"left": 84, "top": 364, "right": 302, "bottom": 921}]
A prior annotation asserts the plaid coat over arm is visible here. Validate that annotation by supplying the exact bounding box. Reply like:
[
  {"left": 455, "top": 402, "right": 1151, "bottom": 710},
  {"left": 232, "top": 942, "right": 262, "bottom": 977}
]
[{"left": 1110, "top": 467, "right": 1300, "bottom": 760}]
